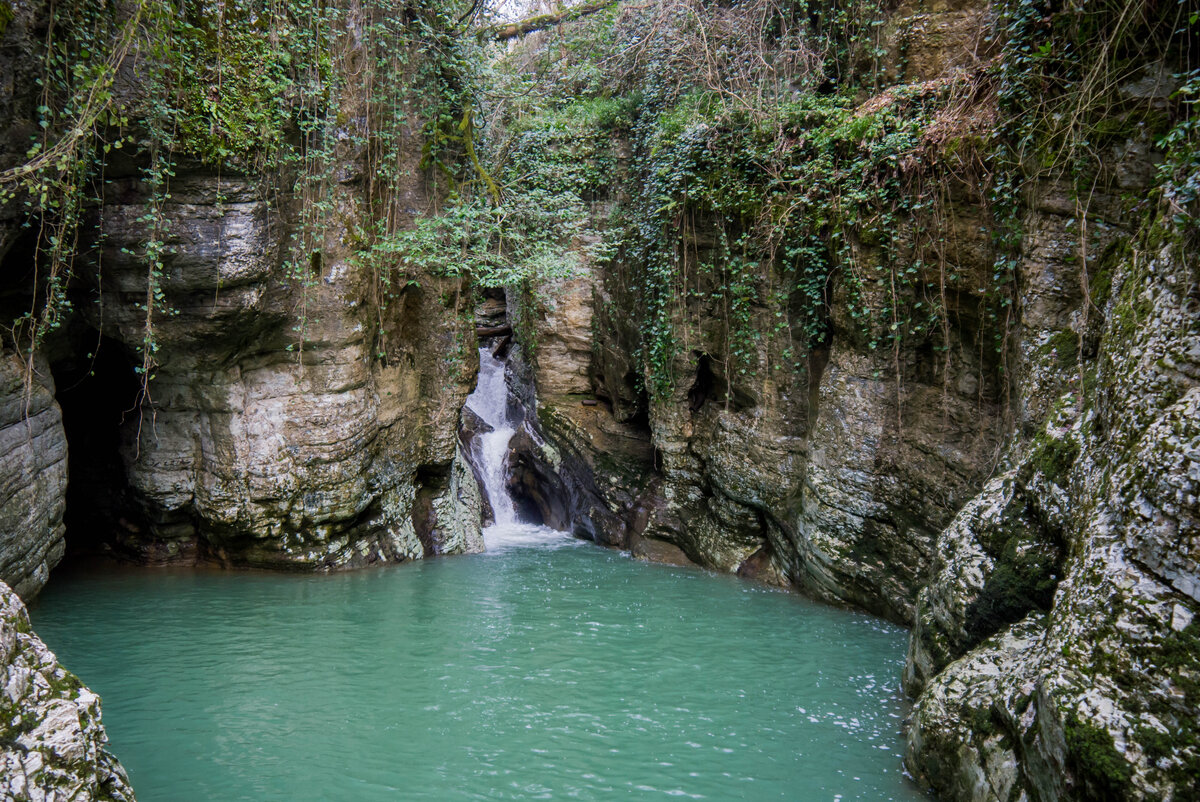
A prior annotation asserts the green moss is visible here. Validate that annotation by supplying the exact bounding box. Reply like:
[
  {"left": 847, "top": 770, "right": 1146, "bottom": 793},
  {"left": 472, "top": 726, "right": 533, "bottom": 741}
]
[
  {"left": 1030, "top": 435, "right": 1080, "bottom": 485},
  {"left": 0, "top": 1, "right": 13, "bottom": 38},
  {"left": 1136, "top": 723, "right": 1174, "bottom": 761},
  {"left": 1064, "top": 712, "right": 1133, "bottom": 801},
  {"left": 1158, "top": 621, "right": 1200, "bottom": 703},
  {"left": 45, "top": 670, "right": 83, "bottom": 698},
  {"left": 963, "top": 550, "right": 1059, "bottom": 644},
  {"left": 1089, "top": 263, "right": 1115, "bottom": 308},
  {"left": 1046, "top": 329, "right": 1080, "bottom": 371},
  {"left": 964, "top": 490, "right": 1063, "bottom": 644},
  {"left": 967, "top": 704, "right": 997, "bottom": 737}
]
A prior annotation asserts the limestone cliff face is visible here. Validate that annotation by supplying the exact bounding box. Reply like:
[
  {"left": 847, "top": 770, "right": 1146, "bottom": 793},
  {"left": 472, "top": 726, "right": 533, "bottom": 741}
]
[
  {"left": 0, "top": 0, "right": 484, "bottom": 580},
  {"left": 904, "top": 200, "right": 1200, "bottom": 799},
  {"left": 510, "top": 0, "right": 1007, "bottom": 623},
  {"left": 76, "top": 167, "right": 484, "bottom": 568},
  {"left": 504, "top": 1, "right": 1199, "bottom": 799},
  {"left": 0, "top": 355, "right": 66, "bottom": 599},
  {"left": 0, "top": 580, "right": 133, "bottom": 801}
]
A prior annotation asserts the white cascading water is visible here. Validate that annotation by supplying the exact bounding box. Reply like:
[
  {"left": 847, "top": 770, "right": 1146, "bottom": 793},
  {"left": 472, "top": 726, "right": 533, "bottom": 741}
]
[
  {"left": 465, "top": 347, "right": 518, "bottom": 525},
  {"left": 464, "top": 347, "right": 576, "bottom": 552}
]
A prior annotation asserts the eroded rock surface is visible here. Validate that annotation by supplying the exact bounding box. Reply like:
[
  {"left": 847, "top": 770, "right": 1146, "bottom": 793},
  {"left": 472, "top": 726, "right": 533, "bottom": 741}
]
[
  {"left": 69, "top": 170, "right": 484, "bottom": 568},
  {"left": 0, "top": 580, "right": 133, "bottom": 802},
  {"left": 0, "top": 355, "right": 66, "bottom": 599},
  {"left": 905, "top": 226, "right": 1200, "bottom": 801},
  {"left": 501, "top": 2, "right": 1200, "bottom": 800}
]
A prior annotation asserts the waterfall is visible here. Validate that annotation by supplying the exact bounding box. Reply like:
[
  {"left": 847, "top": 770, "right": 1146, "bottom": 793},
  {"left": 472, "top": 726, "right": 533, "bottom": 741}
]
[
  {"left": 463, "top": 346, "right": 575, "bottom": 552},
  {"left": 464, "top": 347, "right": 518, "bottom": 525}
]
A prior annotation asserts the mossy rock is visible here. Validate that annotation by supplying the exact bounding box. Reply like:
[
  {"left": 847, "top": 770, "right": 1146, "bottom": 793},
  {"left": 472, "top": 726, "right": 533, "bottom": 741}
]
[
  {"left": 1031, "top": 435, "right": 1079, "bottom": 486},
  {"left": 964, "top": 524, "right": 1062, "bottom": 645},
  {"left": 1064, "top": 712, "right": 1133, "bottom": 802},
  {"left": 1045, "top": 329, "right": 1080, "bottom": 371}
]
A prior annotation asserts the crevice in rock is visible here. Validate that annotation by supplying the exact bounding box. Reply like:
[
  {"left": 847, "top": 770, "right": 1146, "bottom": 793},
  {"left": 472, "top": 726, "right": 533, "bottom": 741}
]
[
  {"left": 412, "top": 462, "right": 451, "bottom": 556},
  {"left": 0, "top": 225, "right": 41, "bottom": 324},
  {"left": 49, "top": 331, "right": 143, "bottom": 558},
  {"left": 686, "top": 352, "right": 755, "bottom": 414},
  {"left": 506, "top": 430, "right": 560, "bottom": 528}
]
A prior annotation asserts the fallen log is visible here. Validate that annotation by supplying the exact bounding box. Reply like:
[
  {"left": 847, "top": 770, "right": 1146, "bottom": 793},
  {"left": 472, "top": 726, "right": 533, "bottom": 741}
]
[{"left": 480, "top": 0, "right": 621, "bottom": 42}]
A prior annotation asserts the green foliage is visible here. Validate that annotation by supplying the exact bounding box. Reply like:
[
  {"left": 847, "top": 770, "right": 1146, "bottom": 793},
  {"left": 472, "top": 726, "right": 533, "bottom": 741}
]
[
  {"left": 385, "top": 92, "right": 628, "bottom": 304},
  {"left": 619, "top": 83, "right": 963, "bottom": 395},
  {"left": 1064, "top": 712, "right": 1134, "bottom": 801},
  {"left": 482, "top": 0, "right": 995, "bottom": 402},
  {"left": 2, "top": 0, "right": 483, "bottom": 380},
  {"left": 379, "top": 194, "right": 581, "bottom": 288},
  {"left": 1158, "top": 57, "right": 1200, "bottom": 235}
]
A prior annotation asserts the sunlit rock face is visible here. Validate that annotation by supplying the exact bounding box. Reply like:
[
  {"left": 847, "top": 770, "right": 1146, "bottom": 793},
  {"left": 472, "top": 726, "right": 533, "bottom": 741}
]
[{"left": 0, "top": 580, "right": 134, "bottom": 801}]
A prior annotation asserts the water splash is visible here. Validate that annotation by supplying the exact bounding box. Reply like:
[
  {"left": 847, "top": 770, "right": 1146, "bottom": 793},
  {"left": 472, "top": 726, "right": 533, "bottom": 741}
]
[{"left": 481, "top": 522, "right": 580, "bottom": 553}]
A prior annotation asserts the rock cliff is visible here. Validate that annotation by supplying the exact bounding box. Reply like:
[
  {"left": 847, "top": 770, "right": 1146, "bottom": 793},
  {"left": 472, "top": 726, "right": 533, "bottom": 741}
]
[
  {"left": 495, "top": 1, "right": 1200, "bottom": 799},
  {"left": 0, "top": 0, "right": 484, "bottom": 588}
]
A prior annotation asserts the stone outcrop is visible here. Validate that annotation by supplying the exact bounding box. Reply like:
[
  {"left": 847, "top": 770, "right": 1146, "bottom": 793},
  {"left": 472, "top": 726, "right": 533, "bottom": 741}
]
[
  {"left": 0, "top": 580, "right": 133, "bottom": 801},
  {"left": 904, "top": 214, "right": 1200, "bottom": 800},
  {"left": 0, "top": 355, "right": 66, "bottom": 599},
  {"left": 512, "top": 123, "right": 1003, "bottom": 626},
  {"left": 0, "top": 0, "right": 1196, "bottom": 800},
  {"left": 69, "top": 167, "right": 484, "bottom": 569},
  {"left": 501, "top": 1, "right": 1200, "bottom": 799}
]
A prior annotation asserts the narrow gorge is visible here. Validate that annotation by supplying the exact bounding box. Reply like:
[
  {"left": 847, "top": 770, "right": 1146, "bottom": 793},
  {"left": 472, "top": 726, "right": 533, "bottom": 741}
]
[{"left": 0, "top": 0, "right": 1197, "bottom": 799}]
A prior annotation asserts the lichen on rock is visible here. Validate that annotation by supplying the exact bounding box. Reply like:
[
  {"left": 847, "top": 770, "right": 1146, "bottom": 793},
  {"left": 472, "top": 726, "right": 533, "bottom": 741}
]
[{"left": 0, "top": 581, "right": 133, "bottom": 801}]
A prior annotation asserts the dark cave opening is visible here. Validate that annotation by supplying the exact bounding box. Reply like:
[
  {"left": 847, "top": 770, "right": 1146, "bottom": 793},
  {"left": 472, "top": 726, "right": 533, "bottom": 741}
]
[
  {"left": 687, "top": 352, "right": 756, "bottom": 414},
  {"left": 50, "top": 332, "right": 143, "bottom": 557},
  {"left": 412, "top": 462, "right": 451, "bottom": 555},
  {"left": 0, "top": 225, "right": 42, "bottom": 324}
]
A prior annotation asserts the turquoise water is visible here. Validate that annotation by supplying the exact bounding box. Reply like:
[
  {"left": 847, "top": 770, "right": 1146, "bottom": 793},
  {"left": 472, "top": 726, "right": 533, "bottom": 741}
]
[{"left": 31, "top": 527, "right": 928, "bottom": 801}]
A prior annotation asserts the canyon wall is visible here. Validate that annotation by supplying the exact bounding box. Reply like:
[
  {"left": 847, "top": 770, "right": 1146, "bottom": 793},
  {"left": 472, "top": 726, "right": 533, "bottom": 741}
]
[
  {"left": 0, "top": 0, "right": 484, "bottom": 591},
  {"left": 501, "top": 1, "right": 1200, "bottom": 799},
  {"left": 0, "top": 0, "right": 1196, "bottom": 800}
]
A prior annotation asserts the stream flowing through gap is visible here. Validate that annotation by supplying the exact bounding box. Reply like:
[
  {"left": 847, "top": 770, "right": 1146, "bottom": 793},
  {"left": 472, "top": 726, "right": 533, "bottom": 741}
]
[{"left": 29, "top": 348, "right": 929, "bottom": 801}]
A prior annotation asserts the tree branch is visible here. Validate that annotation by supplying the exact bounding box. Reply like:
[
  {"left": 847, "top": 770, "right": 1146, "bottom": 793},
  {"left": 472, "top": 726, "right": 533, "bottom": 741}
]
[{"left": 480, "top": 0, "right": 621, "bottom": 42}]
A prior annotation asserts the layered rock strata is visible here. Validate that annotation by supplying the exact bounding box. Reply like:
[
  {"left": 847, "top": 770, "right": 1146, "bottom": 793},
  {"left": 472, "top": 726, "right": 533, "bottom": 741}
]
[
  {"left": 0, "top": 355, "right": 66, "bottom": 599},
  {"left": 503, "top": 1, "right": 1200, "bottom": 799}
]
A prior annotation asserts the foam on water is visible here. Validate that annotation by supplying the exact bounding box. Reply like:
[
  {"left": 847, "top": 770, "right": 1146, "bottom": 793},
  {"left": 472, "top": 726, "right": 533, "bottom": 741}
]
[{"left": 481, "top": 522, "right": 581, "bottom": 553}]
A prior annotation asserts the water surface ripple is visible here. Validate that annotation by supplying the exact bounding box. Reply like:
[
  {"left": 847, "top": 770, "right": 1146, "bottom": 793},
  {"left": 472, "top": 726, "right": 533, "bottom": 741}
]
[{"left": 32, "top": 527, "right": 928, "bottom": 801}]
